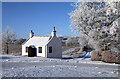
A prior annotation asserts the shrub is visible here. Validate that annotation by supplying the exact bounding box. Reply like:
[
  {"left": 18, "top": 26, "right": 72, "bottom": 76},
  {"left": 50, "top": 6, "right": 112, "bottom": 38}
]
[
  {"left": 114, "top": 52, "right": 120, "bottom": 64},
  {"left": 91, "top": 50, "right": 120, "bottom": 64},
  {"left": 116, "top": 53, "right": 120, "bottom": 64},
  {"left": 102, "top": 51, "right": 119, "bottom": 63},
  {"left": 91, "top": 50, "right": 102, "bottom": 61}
]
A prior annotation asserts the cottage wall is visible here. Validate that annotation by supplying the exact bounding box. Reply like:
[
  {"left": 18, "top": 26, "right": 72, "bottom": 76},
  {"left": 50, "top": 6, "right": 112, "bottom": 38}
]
[
  {"left": 22, "top": 45, "right": 28, "bottom": 56},
  {"left": 47, "top": 36, "right": 62, "bottom": 58},
  {"left": 22, "top": 45, "right": 46, "bottom": 57},
  {"left": 36, "top": 46, "right": 46, "bottom": 57}
]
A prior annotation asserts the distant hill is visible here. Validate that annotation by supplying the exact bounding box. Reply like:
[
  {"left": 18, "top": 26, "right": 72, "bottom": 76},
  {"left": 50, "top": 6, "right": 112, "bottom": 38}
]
[
  {"left": 43, "top": 34, "right": 79, "bottom": 38},
  {"left": 14, "top": 35, "right": 80, "bottom": 46}
]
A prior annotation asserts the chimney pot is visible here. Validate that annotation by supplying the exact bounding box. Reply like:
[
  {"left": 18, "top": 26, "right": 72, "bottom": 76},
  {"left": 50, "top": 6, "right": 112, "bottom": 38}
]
[
  {"left": 30, "top": 30, "right": 34, "bottom": 38},
  {"left": 53, "top": 27, "right": 55, "bottom": 31},
  {"left": 52, "top": 26, "right": 56, "bottom": 37}
]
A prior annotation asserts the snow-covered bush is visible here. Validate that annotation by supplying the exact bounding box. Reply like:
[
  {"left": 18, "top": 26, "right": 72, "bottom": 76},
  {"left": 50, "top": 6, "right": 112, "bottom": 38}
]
[{"left": 66, "top": 37, "right": 79, "bottom": 46}]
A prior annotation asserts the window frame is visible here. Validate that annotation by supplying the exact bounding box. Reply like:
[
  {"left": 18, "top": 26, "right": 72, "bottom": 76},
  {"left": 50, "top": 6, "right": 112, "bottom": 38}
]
[
  {"left": 49, "top": 46, "right": 52, "bottom": 53},
  {"left": 38, "top": 47, "right": 42, "bottom": 53},
  {"left": 26, "top": 47, "right": 28, "bottom": 53}
]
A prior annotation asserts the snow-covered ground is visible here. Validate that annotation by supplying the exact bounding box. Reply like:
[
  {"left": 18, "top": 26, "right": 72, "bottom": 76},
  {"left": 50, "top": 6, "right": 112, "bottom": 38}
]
[{"left": 1, "top": 55, "right": 119, "bottom": 77}]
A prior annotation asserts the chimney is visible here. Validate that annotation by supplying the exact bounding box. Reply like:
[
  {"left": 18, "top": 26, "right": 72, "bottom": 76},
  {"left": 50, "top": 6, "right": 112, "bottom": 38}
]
[
  {"left": 29, "top": 30, "right": 34, "bottom": 38},
  {"left": 51, "top": 26, "right": 56, "bottom": 37}
]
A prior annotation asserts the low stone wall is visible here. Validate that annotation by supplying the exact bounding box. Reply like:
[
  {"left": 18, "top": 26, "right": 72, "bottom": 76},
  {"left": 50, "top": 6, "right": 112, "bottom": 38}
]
[{"left": 91, "top": 50, "right": 120, "bottom": 64}]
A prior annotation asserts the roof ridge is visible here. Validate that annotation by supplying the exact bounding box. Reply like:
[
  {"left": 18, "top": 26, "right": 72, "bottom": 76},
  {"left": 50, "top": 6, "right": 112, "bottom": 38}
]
[
  {"left": 34, "top": 36, "right": 50, "bottom": 37},
  {"left": 23, "top": 36, "right": 51, "bottom": 46}
]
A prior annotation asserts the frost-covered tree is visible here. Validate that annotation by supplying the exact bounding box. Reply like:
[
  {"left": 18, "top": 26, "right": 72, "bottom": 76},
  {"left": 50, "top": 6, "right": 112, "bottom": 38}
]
[
  {"left": 14, "top": 38, "right": 26, "bottom": 45},
  {"left": 66, "top": 37, "right": 79, "bottom": 46},
  {"left": 2, "top": 26, "right": 16, "bottom": 54},
  {"left": 109, "top": 17, "right": 120, "bottom": 51},
  {"left": 69, "top": 2, "right": 120, "bottom": 51},
  {"left": 0, "top": 33, "right": 2, "bottom": 54}
]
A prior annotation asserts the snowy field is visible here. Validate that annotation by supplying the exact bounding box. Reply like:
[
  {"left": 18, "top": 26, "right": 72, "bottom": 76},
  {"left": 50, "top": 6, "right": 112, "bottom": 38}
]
[{"left": 1, "top": 55, "right": 119, "bottom": 77}]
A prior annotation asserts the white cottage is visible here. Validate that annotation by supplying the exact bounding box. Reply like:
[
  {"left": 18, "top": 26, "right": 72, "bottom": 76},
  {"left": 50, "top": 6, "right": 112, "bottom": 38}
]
[{"left": 22, "top": 27, "right": 62, "bottom": 58}]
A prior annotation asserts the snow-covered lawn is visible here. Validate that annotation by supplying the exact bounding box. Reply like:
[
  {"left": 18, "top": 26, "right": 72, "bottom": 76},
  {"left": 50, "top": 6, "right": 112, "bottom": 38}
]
[{"left": 1, "top": 55, "right": 119, "bottom": 77}]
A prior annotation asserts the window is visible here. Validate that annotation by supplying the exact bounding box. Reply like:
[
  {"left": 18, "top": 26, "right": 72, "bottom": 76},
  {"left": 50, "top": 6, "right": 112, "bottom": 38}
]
[
  {"left": 26, "top": 47, "right": 28, "bottom": 52},
  {"left": 49, "top": 47, "right": 52, "bottom": 53},
  {"left": 38, "top": 47, "right": 42, "bottom": 53}
]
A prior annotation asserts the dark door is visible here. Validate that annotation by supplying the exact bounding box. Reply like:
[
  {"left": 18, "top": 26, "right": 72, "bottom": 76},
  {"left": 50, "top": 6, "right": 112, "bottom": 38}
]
[{"left": 28, "top": 46, "right": 36, "bottom": 57}]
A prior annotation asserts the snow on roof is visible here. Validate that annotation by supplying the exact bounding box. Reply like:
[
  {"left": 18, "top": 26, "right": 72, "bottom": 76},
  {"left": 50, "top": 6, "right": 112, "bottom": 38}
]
[{"left": 23, "top": 36, "right": 51, "bottom": 46}]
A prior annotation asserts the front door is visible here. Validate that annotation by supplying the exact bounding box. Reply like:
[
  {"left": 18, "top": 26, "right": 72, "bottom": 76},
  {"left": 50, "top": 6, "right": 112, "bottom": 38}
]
[{"left": 28, "top": 46, "right": 36, "bottom": 57}]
